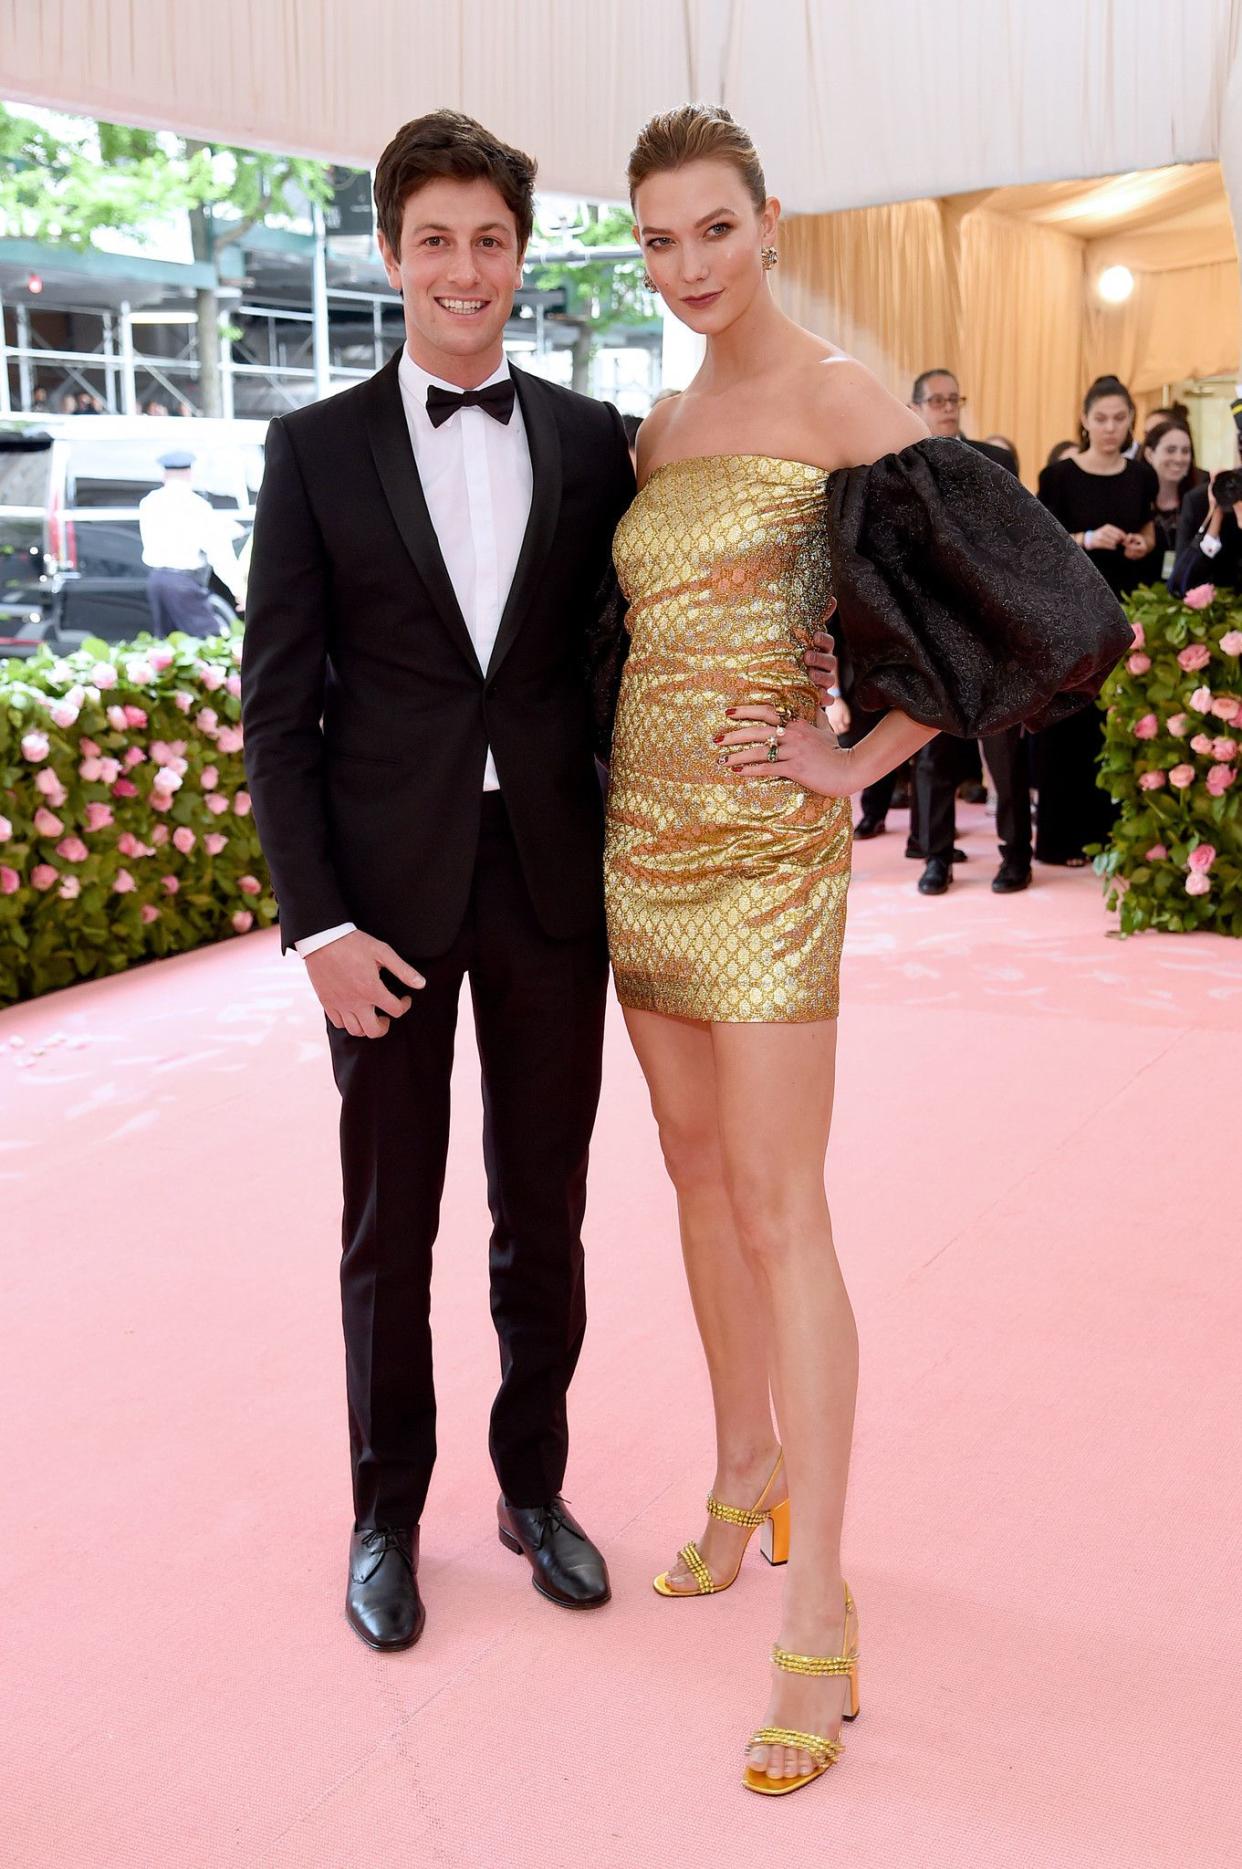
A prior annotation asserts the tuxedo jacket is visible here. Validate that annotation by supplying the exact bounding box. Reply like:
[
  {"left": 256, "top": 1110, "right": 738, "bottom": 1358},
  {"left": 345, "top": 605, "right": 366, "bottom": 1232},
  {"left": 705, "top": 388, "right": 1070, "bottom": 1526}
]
[
  {"left": 1172, "top": 481, "right": 1241, "bottom": 594},
  {"left": 241, "top": 352, "right": 635, "bottom": 955}
]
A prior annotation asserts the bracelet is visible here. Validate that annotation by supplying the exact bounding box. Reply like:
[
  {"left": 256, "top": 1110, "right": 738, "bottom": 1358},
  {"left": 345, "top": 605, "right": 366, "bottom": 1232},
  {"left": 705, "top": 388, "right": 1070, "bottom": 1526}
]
[{"left": 1083, "top": 529, "right": 1095, "bottom": 550}]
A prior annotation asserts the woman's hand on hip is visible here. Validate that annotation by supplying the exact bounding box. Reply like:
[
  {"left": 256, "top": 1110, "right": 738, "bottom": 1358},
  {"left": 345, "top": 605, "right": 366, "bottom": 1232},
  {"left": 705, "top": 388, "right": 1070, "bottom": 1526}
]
[{"left": 716, "top": 705, "right": 861, "bottom": 795}]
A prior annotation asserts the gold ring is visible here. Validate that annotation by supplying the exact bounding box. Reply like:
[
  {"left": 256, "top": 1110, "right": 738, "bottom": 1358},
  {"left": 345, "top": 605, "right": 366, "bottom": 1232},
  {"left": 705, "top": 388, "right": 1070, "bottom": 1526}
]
[{"left": 767, "top": 740, "right": 779, "bottom": 763}]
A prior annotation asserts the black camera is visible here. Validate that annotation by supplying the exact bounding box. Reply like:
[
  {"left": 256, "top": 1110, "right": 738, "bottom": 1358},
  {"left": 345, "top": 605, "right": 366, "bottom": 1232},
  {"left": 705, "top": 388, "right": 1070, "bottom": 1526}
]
[{"left": 1212, "top": 467, "right": 1242, "bottom": 507}]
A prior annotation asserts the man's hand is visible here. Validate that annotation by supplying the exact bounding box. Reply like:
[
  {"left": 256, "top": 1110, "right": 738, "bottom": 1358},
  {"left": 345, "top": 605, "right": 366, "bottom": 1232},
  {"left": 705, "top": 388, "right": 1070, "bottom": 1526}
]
[
  {"left": 805, "top": 616, "right": 840, "bottom": 710},
  {"left": 825, "top": 694, "right": 852, "bottom": 736},
  {"left": 305, "top": 930, "right": 425, "bottom": 1039}
]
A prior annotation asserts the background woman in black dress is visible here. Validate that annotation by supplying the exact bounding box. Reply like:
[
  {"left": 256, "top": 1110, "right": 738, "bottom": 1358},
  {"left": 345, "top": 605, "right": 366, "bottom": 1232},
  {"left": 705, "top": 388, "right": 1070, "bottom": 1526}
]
[
  {"left": 1140, "top": 416, "right": 1200, "bottom": 584},
  {"left": 1033, "top": 376, "right": 1153, "bottom": 864}
]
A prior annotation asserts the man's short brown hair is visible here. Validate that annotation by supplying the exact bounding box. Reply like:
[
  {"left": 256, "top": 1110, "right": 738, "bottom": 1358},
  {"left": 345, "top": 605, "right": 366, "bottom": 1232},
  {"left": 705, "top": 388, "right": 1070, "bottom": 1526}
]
[{"left": 373, "top": 110, "right": 537, "bottom": 257}]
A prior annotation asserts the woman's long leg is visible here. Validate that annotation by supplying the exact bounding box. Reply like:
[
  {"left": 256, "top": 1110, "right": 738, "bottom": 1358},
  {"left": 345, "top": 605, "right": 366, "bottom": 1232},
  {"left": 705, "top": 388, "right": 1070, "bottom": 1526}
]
[
  {"left": 711, "top": 1017, "right": 859, "bottom": 1782},
  {"left": 623, "top": 1005, "right": 783, "bottom": 1588}
]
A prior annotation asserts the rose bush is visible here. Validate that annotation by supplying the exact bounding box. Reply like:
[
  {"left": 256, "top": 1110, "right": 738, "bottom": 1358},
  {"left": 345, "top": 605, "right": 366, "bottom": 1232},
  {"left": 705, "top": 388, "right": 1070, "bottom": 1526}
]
[
  {"left": 1093, "top": 583, "right": 1242, "bottom": 935},
  {"left": 0, "top": 627, "right": 275, "bottom": 1004}
]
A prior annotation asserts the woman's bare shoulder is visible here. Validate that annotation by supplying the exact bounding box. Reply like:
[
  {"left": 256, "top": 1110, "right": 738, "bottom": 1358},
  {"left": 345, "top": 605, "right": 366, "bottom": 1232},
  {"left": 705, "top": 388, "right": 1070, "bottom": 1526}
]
[
  {"left": 635, "top": 395, "right": 683, "bottom": 486},
  {"left": 795, "top": 353, "right": 929, "bottom": 472}
]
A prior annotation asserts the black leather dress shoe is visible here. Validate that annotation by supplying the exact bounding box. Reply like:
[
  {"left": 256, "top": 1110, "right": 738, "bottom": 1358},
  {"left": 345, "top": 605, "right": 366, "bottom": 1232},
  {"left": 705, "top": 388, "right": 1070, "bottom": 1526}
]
[
  {"left": 906, "top": 843, "right": 967, "bottom": 862},
  {"left": 497, "top": 1496, "right": 611, "bottom": 1609},
  {"left": 992, "top": 858, "right": 1033, "bottom": 894},
  {"left": 346, "top": 1525, "right": 425, "bottom": 1651},
  {"left": 918, "top": 857, "right": 952, "bottom": 895},
  {"left": 854, "top": 814, "right": 887, "bottom": 839}
]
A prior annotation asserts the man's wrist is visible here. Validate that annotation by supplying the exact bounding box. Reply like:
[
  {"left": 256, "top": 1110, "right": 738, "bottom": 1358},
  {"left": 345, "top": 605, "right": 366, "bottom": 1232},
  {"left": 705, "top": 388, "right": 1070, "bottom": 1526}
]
[{"left": 295, "top": 921, "right": 357, "bottom": 958}]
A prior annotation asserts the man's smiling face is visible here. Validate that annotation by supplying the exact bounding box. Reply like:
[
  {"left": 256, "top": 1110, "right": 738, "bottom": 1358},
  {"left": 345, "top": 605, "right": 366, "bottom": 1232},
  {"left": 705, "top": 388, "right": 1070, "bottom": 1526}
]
[{"left": 378, "top": 175, "right": 525, "bottom": 384}]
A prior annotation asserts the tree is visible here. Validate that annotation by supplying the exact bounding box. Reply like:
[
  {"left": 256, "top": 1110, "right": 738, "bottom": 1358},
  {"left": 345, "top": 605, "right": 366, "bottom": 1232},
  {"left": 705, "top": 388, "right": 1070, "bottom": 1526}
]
[
  {"left": 526, "top": 204, "right": 654, "bottom": 393},
  {"left": 0, "top": 107, "right": 332, "bottom": 415}
]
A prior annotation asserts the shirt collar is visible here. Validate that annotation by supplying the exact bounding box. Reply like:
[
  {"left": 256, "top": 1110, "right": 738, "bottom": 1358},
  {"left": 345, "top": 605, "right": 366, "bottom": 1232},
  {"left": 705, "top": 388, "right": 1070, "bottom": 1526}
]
[{"left": 399, "top": 347, "right": 512, "bottom": 410}]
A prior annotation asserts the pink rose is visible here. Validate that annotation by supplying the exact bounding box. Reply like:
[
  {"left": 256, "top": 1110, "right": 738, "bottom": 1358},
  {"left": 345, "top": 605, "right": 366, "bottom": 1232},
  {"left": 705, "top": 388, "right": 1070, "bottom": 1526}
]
[
  {"left": 1130, "top": 621, "right": 1145, "bottom": 649},
  {"left": 116, "top": 832, "right": 141, "bottom": 858},
  {"left": 107, "top": 705, "right": 128, "bottom": 732},
  {"left": 0, "top": 866, "right": 19, "bottom": 895},
  {"left": 1212, "top": 738, "right": 1238, "bottom": 762},
  {"left": 31, "top": 863, "right": 58, "bottom": 890},
  {"left": 233, "top": 792, "right": 252, "bottom": 817},
  {"left": 1187, "top": 844, "right": 1216, "bottom": 873},
  {"left": 198, "top": 666, "right": 223, "bottom": 693},
  {"left": 1178, "top": 642, "right": 1212, "bottom": 670},
  {"left": 1144, "top": 844, "right": 1168, "bottom": 862},
  {"left": 125, "top": 657, "right": 154, "bottom": 685},
  {"left": 172, "top": 826, "right": 196, "bottom": 854},
  {"left": 98, "top": 757, "right": 120, "bottom": 784},
  {"left": 1166, "top": 713, "right": 1189, "bottom": 738},
  {"left": 1191, "top": 733, "right": 1215, "bottom": 756},
  {"left": 21, "top": 731, "right": 49, "bottom": 762},
  {"left": 200, "top": 765, "right": 220, "bottom": 790},
  {"left": 1210, "top": 695, "right": 1240, "bottom": 722},
  {"left": 49, "top": 701, "right": 79, "bottom": 730},
  {"left": 33, "top": 807, "right": 64, "bottom": 837},
  {"left": 90, "top": 662, "right": 118, "bottom": 689},
  {"left": 112, "top": 779, "right": 140, "bottom": 799},
  {"left": 113, "top": 869, "right": 136, "bottom": 894},
  {"left": 148, "top": 644, "right": 175, "bottom": 672},
  {"left": 150, "top": 825, "right": 169, "bottom": 847},
  {"left": 35, "top": 768, "right": 67, "bottom": 803},
  {"left": 1183, "top": 586, "right": 1216, "bottom": 611},
  {"left": 231, "top": 910, "right": 254, "bottom": 934},
  {"left": 1219, "top": 630, "right": 1242, "bottom": 657},
  {"left": 123, "top": 746, "right": 146, "bottom": 769},
  {"left": 225, "top": 673, "right": 242, "bottom": 698},
  {"left": 173, "top": 690, "right": 194, "bottom": 713},
  {"left": 58, "top": 875, "right": 81, "bottom": 900},
  {"left": 55, "top": 836, "right": 88, "bottom": 863},
  {"left": 238, "top": 874, "right": 261, "bottom": 896},
  {"left": 0, "top": 816, "right": 10, "bottom": 842},
  {"left": 151, "top": 767, "right": 182, "bottom": 795},
  {"left": 1127, "top": 653, "right": 1151, "bottom": 676},
  {"left": 150, "top": 741, "right": 173, "bottom": 765},
  {"left": 1138, "top": 769, "right": 1167, "bottom": 790},
  {"left": 140, "top": 903, "right": 161, "bottom": 924},
  {"left": 79, "top": 756, "right": 103, "bottom": 782},
  {"left": 1185, "top": 871, "right": 1211, "bottom": 897},
  {"left": 1133, "top": 714, "right": 1159, "bottom": 740},
  {"left": 79, "top": 736, "right": 100, "bottom": 757},
  {"left": 206, "top": 793, "right": 229, "bottom": 815},
  {"left": 161, "top": 874, "right": 180, "bottom": 895},
  {"left": 204, "top": 832, "right": 228, "bottom": 856},
  {"left": 197, "top": 708, "right": 219, "bottom": 734},
  {"left": 1169, "top": 764, "right": 1196, "bottom": 789},
  {"left": 123, "top": 705, "right": 147, "bottom": 730},
  {"left": 1206, "top": 764, "right": 1236, "bottom": 796},
  {"left": 215, "top": 725, "right": 243, "bottom": 755},
  {"left": 1189, "top": 687, "right": 1213, "bottom": 713}
]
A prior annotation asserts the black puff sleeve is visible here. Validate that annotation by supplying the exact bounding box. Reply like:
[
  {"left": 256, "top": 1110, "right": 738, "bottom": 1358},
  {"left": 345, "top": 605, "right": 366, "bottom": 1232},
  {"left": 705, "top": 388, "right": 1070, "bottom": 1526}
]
[{"left": 825, "top": 436, "right": 1134, "bottom": 735}]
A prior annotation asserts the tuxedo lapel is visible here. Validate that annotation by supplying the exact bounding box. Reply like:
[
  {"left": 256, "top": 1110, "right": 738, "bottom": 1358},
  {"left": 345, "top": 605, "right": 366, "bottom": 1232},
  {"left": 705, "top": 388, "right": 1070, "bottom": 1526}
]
[
  {"left": 361, "top": 351, "right": 479, "bottom": 671},
  {"left": 487, "top": 365, "right": 563, "bottom": 678}
]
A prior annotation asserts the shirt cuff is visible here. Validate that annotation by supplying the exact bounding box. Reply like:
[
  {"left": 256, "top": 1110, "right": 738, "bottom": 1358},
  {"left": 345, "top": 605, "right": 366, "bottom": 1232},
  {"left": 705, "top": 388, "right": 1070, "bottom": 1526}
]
[
  {"left": 1199, "top": 530, "right": 1223, "bottom": 558},
  {"left": 294, "top": 921, "right": 357, "bottom": 958}
]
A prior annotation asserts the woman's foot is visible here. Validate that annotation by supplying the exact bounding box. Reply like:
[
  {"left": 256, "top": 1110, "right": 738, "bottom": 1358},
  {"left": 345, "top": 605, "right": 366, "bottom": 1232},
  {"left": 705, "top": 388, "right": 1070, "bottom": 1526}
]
[
  {"left": 746, "top": 1583, "right": 856, "bottom": 1784},
  {"left": 659, "top": 1444, "right": 785, "bottom": 1594}
]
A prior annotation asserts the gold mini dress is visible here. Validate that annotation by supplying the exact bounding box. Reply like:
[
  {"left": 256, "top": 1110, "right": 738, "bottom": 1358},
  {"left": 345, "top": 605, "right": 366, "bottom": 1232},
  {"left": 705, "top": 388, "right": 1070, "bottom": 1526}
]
[{"left": 604, "top": 454, "right": 852, "bottom": 1024}]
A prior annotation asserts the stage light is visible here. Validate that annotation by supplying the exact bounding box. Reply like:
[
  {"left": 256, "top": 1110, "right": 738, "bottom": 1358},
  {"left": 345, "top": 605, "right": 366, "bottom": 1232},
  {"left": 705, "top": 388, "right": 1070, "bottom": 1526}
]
[{"left": 1097, "top": 265, "right": 1135, "bottom": 304}]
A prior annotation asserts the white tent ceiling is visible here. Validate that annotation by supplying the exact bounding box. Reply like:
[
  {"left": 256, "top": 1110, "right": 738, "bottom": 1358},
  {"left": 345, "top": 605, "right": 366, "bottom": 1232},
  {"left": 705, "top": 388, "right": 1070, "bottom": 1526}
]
[{"left": 2, "top": 0, "right": 1241, "bottom": 219}]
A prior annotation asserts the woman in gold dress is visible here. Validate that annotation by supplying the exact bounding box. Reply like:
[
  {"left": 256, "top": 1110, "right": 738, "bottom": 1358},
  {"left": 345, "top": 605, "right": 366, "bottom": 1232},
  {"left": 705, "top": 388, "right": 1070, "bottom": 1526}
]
[{"left": 605, "top": 105, "right": 1131, "bottom": 1796}]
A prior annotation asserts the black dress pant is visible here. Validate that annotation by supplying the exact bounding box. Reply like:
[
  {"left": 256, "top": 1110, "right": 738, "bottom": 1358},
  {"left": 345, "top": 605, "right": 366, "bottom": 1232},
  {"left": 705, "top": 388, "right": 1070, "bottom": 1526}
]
[
  {"left": 146, "top": 567, "right": 217, "bottom": 637},
  {"left": 982, "top": 727, "right": 1032, "bottom": 865},
  {"left": 327, "top": 794, "right": 609, "bottom": 1529},
  {"left": 911, "top": 733, "right": 960, "bottom": 860},
  {"left": 1032, "top": 707, "right": 1117, "bottom": 863}
]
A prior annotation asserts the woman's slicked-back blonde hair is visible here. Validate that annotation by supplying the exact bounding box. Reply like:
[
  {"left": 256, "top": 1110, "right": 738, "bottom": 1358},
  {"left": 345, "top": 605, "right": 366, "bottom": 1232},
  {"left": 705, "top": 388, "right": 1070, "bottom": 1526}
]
[{"left": 627, "top": 103, "right": 767, "bottom": 212}]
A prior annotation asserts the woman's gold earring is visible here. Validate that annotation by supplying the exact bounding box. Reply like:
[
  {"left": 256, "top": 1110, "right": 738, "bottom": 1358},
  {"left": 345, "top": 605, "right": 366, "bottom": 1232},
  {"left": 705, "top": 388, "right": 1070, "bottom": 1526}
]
[
  {"left": 761, "top": 247, "right": 779, "bottom": 272},
  {"left": 643, "top": 270, "right": 655, "bottom": 291}
]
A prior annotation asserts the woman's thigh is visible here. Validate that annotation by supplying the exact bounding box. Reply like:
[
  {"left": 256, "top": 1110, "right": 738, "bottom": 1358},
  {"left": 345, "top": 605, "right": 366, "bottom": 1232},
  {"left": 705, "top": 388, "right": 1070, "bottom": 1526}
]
[
  {"left": 709, "top": 1019, "right": 839, "bottom": 1233},
  {"left": 623, "top": 1005, "right": 723, "bottom": 1183}
]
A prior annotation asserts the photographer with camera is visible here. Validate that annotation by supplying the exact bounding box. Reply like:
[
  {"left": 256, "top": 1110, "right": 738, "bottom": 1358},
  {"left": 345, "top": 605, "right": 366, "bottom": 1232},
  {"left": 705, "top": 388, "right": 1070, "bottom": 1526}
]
[{"left": 1170, "top": 397, "right": 1242, "bottom": 595}]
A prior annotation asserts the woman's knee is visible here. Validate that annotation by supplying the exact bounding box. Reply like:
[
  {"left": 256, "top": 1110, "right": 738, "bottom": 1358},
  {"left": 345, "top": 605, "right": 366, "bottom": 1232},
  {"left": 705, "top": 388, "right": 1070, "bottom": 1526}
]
[
  {"left": 654, "top": 1114, "right": 721, "bottom": 1192},
  {"left": 727, "top": 1173, "right": 827, "bottom": 1268}
]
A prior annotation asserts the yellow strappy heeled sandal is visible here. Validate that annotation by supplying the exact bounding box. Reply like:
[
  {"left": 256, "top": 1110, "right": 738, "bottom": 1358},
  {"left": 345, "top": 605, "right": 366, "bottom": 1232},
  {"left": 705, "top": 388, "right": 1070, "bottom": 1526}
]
[
  {"left": 652, "top": 1449, "right": 789, "bottom": 1597},
  {"left": 743, "top": 1580, "right": 860, "bottom": 1796}
]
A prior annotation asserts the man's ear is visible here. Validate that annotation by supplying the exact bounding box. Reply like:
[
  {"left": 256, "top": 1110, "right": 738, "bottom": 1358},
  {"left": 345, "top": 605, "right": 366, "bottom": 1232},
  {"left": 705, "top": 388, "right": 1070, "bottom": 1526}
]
[{"left": 377, "top": 229, "right": 402, "bottom": 293}]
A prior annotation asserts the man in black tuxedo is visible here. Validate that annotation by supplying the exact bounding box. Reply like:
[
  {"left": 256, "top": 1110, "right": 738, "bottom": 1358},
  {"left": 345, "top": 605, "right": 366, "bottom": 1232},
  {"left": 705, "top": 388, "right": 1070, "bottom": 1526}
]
[
  {"left": 875, "top": 370, "right": 1032, "bottom": 896},
  {"left": 1171, "top": 421, "right": 1242, "bottom": 595},
  {"left": 241, "top": 111, "right": 634, "bottom": 1650}
]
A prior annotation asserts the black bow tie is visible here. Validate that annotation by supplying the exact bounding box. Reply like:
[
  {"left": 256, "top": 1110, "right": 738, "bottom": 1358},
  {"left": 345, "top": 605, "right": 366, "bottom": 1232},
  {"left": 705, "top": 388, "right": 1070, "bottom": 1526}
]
[{"left": 425, "top": 380, "right": 516, "bottom": 429}]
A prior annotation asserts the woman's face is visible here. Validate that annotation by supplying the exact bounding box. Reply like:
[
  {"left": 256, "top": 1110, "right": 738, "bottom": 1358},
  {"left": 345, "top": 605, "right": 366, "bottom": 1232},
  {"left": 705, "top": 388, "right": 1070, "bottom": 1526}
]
[
  {"left": 1084, "top": 395, "right": 1132, "bottom": 454},
  {"left": 1146, "top": 428, "right": 1193, "bottom": 483},
  {"left": 633, "top": 159, "right": 776, "bottom": 336}
]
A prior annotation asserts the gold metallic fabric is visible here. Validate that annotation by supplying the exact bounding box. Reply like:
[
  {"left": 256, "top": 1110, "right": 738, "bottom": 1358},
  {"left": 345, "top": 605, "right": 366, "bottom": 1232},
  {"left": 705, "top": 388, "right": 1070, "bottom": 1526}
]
[{"left": 605, "top": 454, "right": 851, "bottom": 1024}]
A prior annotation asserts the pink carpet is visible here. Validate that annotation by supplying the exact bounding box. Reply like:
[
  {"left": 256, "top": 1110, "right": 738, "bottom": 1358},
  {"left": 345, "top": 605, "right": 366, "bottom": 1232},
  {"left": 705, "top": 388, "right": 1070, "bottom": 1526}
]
[{"left": 3, "top": 802, "right": 1240, "bottom": 1868}]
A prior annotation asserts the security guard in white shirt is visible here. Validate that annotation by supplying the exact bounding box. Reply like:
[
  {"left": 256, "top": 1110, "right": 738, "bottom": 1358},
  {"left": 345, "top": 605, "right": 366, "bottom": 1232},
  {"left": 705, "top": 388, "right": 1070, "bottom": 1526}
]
[{"left": 138, "top": 449, "right": 244, "bottom": 637}]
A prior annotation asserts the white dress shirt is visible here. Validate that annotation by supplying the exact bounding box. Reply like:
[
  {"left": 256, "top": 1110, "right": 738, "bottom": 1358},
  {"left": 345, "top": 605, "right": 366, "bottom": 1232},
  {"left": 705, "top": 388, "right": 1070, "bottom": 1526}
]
[
  {"left": 296, "top": 348, "right": 534, "bottom": 959},
  {"left": 138, "top": 482, "right": 243, "bottom": 599}
]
